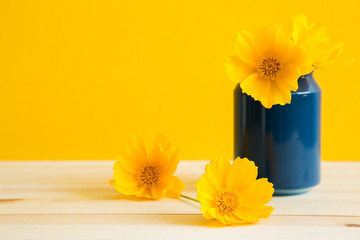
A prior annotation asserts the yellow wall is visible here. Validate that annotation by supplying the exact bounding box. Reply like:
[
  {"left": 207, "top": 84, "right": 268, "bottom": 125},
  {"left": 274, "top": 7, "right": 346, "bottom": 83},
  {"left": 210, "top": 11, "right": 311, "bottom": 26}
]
[{"left": 0, "top": 0, "right": 359, "bottom": 160}]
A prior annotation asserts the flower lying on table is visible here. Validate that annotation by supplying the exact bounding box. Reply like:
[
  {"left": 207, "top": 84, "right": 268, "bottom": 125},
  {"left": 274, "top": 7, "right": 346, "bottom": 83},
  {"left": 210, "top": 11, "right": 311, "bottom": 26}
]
[
  {"left": 109, "top": 135, "right": 184, "bottom": 200},
  {"left": 110, "top": 135, "right": 274, "bottom": 226},
  {"left": 196, "top": 157, "right": 274, "bottom": 225}
]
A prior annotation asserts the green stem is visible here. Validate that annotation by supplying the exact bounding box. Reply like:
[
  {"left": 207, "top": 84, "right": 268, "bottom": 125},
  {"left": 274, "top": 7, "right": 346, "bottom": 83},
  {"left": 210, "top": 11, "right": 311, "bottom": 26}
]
[{"left": 180, "top": 194, "right": 199, "bottom": 203}]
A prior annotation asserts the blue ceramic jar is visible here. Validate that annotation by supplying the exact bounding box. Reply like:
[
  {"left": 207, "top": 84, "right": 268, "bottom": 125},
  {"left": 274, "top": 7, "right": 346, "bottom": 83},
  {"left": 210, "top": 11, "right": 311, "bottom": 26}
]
[{"left": 234, "top": 73, "right": 321, "bottom": 195}]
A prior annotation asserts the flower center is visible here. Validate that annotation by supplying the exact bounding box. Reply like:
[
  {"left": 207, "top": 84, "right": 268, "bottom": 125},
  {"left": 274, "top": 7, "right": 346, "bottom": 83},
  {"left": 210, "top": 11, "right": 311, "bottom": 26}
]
[
  {"left": 138, "top": 165, "right": 160, "bottom": 187},
  {"left": 215, "top": 191, "right": 239, "bottom": 216},
  {"left": 257, "top": 54, "right": 282, "bottom": 80}
]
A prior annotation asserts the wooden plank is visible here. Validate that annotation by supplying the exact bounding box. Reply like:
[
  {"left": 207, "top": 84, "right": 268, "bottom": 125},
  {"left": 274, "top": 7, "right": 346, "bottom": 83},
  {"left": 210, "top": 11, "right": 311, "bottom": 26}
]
[
  {"left": 1, "top": 161, "right": 360, "bottom": 216},
  {"left": 0, "top": 161, "right": 360, "bottom": 239},
  {"left": 0, "top": 215, "right": 359, "bottom": 240}
]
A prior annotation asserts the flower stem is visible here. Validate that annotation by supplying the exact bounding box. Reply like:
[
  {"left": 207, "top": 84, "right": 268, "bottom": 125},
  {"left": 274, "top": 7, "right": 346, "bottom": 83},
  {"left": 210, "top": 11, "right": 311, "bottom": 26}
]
[{"left": 180, "top": 194, "right": 199, "bottom": 203}]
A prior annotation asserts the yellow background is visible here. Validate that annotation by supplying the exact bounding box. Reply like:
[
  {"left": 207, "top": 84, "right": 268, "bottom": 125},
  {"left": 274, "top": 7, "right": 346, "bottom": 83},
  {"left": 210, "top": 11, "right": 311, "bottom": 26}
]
[{"left": 0, "top": 0, "right": 359, "bottom": 160}]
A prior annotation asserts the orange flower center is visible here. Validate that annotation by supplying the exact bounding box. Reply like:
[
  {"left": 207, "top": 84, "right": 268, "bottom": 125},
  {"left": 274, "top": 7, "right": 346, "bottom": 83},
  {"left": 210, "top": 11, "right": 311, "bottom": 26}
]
[
  {"left": 137, "top": 165, "right": 160, "bottom": 187},
  {"left": 257, "top": 54, "right": 282, "bottom": 80},
  {"left": 215, "top": 191, "right": 239, "bottom": 216}
]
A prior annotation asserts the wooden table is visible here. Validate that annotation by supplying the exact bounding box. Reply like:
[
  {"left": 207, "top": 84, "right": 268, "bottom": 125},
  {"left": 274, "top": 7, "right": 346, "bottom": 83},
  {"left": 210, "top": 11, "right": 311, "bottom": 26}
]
[{"left": 1, "top": 161, "right": 360, "bottom": 239}]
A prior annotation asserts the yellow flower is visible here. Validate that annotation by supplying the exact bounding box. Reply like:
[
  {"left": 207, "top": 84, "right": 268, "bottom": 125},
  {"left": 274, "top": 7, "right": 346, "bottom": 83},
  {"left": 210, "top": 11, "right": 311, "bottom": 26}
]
[
  {"left": 225, "top": 25, "right": 312, "bottom": 108},
  {"left": 196, "top": 157, "right": 274, "bottom": 225},
  {"left": 109, "top": 135, "right": 184, "bottom": 200},
  {"left": 290, "top": 13, "right": 354, "bottom": 70}
]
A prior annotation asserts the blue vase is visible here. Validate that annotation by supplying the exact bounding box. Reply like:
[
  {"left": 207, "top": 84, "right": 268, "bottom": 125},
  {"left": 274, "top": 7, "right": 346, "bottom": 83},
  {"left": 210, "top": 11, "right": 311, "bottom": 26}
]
[{"left": 234, "top": 72, "right": 321, "bottom": 195}]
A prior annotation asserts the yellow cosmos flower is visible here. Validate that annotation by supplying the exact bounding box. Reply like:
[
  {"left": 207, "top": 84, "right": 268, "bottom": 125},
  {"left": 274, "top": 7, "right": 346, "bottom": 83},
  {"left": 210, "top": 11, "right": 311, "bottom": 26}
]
[
  {"left": 196, "top": 157, "right": 274, "bottom": 225},
  {"left": 290, "top": 13, "right": 354, "bottom": 70},
  {"left": 225, "top": 25, "right": 312, "bottom": 108},
  {"left": 109, "top": 135, "right": 185, "bottom": 200}
]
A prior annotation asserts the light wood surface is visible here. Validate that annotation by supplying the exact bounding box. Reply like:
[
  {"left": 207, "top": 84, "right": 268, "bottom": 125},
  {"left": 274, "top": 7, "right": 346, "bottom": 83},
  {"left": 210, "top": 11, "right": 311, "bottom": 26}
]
[{"left": 0, "top": 160, "right": 360, "bottom": 239}]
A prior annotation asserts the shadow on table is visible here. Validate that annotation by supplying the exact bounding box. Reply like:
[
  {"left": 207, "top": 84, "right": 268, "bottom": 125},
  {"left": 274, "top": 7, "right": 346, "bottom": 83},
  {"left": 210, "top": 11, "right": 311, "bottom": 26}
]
[{"left": 144, "top": 213, "right": 256, "bottom": 228}]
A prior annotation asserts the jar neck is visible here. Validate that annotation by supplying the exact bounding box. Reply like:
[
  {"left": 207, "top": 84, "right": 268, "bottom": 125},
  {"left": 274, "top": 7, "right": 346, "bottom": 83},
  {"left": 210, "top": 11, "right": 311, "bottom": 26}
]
[{"left": 299, "top": 71, "right": 314, "bottom": 80}]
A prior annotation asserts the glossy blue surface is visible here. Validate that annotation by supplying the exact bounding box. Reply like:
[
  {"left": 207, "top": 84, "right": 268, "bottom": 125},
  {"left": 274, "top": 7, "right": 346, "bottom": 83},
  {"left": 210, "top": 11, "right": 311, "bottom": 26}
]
[{"left": 234, "top": 73, "right": 321, "bottom": 195}]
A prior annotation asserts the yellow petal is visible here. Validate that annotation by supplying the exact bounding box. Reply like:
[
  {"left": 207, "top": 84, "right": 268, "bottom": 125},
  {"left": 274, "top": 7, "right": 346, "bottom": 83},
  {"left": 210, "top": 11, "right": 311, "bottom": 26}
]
[
  {"left": 150, "top": 135, "right": 172, "bottom": 164},
  {"left": 206, "top": 207, "right": 227, "bottom": 224},
  {"left": 242, "top": 178, "right": 274, "bottom": 207},
  {"left": 145, "top": 175, "right": 185, "bottom": 200},
  {"left": 165, "top": 176, "right": 185, "bottom": 199},
  {"left": 196, "top": 174, "right": 218, "bottom": 200},
  {"left": 281, "top": 46, "right": 313, "bottom": 76},
  {"left": 253, "top": 25, "right": 292, "bottom": 57},
  {"left": 275, "top": 82, "right": 292, "bottom": 105},
  {"left": 277, "top": 63, "right": 301, "bottom": 91},
  {"left": 240, "top": 72, "right": 289, "bottom": 109},
  {"left": 235, "top": 205, "right": 274, "bottom": 222},
  {"left": 112, "top": 161, "right": 138, "bottom": 188},
  {"left": 234, "top": 30, "right": 257, "bottom": 64},
  {"left": 267, "top": 81, "right": 290, "bottom": 107},
  {"left": 111, "top": 184, "right": 141, "bottom": 197},
  {"left": 290, "top": 13, "right": 312, "bottom": 44},
  {"left": 241, "top": 74, "right": 272, "bottom": 108},
  {"left": 135, "top": 187, "right": 152, "bottom": 199},
  {"left": 205, "top": 157, "right": 231, "bottom": 190},
  {"left": 224, "top": 56, "right": 256, "bottom": 83},
  {"left": 116, "top": 155, "right": 138, "bottom": 174},
  {"left": 150, "top": 135, "right": 180, "bottom": 176},
  {"left": 240, "top": 73, "right": 267, "bottom": 101},
  {"left": 111, "top": 181, "right": 143, "bottom": 197},
  {"left": 122, "top": 135, "right": 148, "bottom": 166},
  {"left": 197, "top": 191, "right": 215, "bottom": 202},
  {"left": 199, "top": 202, "right": 215, "bottom": 220},
  {"left": 226, "top": 157, "right": 257, "bottom": 193},
  {"left": 224, "top": 214, "right": 249, "bottom": 225},
  {"left": 297, "top": 48, "right": 313, "bottom": 76},
  {"left": 160, "top": 150, "right": 180, "bottom": 176},
  {"left": 150, "top": 186, "right": 167, "bottom": 200}
]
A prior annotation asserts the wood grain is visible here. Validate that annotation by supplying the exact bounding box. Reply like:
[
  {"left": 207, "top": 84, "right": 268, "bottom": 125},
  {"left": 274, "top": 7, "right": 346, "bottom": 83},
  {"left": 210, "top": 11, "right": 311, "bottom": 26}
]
[{"left": 0, "top": 161, "right": 360, "bottom": 239}]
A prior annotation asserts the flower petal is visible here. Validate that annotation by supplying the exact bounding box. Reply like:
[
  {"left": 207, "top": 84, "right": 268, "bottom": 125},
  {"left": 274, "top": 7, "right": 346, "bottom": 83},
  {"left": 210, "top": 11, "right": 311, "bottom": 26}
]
[
  {"left": 266, "top": 81, "right": 290, "bottom": 107},
  {"left": 240, "top": 73, "right": 273, "bottom": 108},
  {"left": 253, "top": 25, "right": 292, "bottom": 57},
  {"left": 160, "top": 150, "right": 180, "bottom": 176},
  {"left": 277, "top": 63, "right": 301, "bottom": 91},
  {"left": 235, "top": 205, "right": 274, "bottom": 222},
  {"left": 290, "top": 13, "right": 312, "bottom": 44},
  {"left": 150, "top": 186, "right": 167, "bottom": 200},
  {"left": 205, "top": 157, "right": 231, "bottom": 190},
  {"left": 234, "top": 31, "right": 258, "bottom": 64},
  {"left": 165, "top": 176, "right": 185, "bottom": 199},
  {"left": 226, "top": 157, "right": 258, "bottom": 193},
  {"left": 197, "top": 174, "right": 218, "bottom": 201},
  {"left": 242, "top": 178, "right": 274, "bottom": 207},
  {"left": 121, "top": 136, "right": 148, "bottom": 167},
  {"left": 116, "top": 155, "right": 138, "bottom": 174},
  {"left": 111, "top": 182, "right": 143, "bottom": 196},
  {"left": 225, "top": 56, "right": 256, "bottom": 83},
  {"left": 240, "top": 73, "right": 266, "bottom": 99},
  {"left": 150, "top": 135, "right": 180, "bottom": 176},
  {"left": 151, "top": 135, "right": 172, "bottom": 161},
  {"left": 112, "top": 161, "right": 138, "bottom": 188},
  {"left": 206, "top": 207, "right": 226, "bottom": 224}
]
